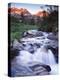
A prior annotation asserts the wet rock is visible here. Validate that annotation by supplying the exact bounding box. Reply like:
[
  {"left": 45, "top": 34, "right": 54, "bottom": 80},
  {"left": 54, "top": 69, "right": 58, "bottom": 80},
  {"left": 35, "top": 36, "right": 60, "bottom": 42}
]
[
  {"left": 28, "top": 47, "right": 35, "bottom": 54},
  {"left": 12, "top": 39, "right": 24, "bottom": 51},
  {"left": 22, "top": 30, "right": 44, "bottom": 38},
  {"left": 29, "top": 63, "right": 51, "bottom": 72},
  {"left": 35, "top": 31, "right": 44, "bottom": 37},
  {"left": 11, "top": 64, "right": 33, "bottom": 77},
  {"left": 49, "top": 40, "right": 58, "bottom": 48},
  {"left": 12, "top": 39, "right": 20, "bottom": 49},
  {"left": 47, "top": 33, "right": 58, "bottom": 40},
  {"left": 10, "top": 48, "right": 19, "bottom": 60},
  {"left": 11, "top": 62, "right": 51, "bottom": 76}
]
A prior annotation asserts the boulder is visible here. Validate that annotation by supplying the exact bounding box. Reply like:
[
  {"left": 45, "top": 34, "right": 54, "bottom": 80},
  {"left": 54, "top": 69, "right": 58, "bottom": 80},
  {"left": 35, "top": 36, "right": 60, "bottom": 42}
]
[
  {"left": 48, "top": 40, "right": 58, "bottom": 48},
  {"left": 10, "top": 48, "right": 19, "bottom": 60},
  {"left": 12, "top": 39, "right": 20, "bottom": 49},
  {"left": 35, "top": 31, "right": 44, "bottom": 37},
  {"left": 11, "top": 62, "right": 51, "bottom": 76},
  {"left": 12, "top": 39, "right": 24, "bottom": 50},
  {"left": 47, "top": 33, "right": 58, "bottom": 40}
]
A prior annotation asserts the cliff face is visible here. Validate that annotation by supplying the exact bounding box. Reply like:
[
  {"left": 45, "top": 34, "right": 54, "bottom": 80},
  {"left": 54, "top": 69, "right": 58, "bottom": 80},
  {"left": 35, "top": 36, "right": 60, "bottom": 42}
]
[
  {"left": 8, "top": 8, "right": 49, "bottom": 25},
  {"left": 35, "top": 11, "right": 49, "bottom": 17},
  {"left": 8, "top": 8, "right": 49, "bottom": 17},
  {"left": 8, "top": 8, "right": 31, "bottom": 15}
]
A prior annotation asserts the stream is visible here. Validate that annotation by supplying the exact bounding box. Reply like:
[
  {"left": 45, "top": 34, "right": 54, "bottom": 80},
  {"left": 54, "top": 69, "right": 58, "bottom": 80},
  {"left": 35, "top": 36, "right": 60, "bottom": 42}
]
[{"left": 11, "top": 30, "right": 58, "bottom": 76}]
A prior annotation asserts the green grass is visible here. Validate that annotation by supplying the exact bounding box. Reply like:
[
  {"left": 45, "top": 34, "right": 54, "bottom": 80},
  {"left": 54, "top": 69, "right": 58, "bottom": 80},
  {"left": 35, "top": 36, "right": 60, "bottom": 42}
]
[
  {"left": 10, "top": 12, "right": 58, "bottom": 41},
  {"left": 11, "top": 22, "right": 38, "bottom": 40}
]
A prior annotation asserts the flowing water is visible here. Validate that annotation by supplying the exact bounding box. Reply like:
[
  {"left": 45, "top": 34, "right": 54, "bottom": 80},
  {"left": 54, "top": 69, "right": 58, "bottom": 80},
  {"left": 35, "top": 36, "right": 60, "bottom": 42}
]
[
  {"left": 11, "top": 30, "right": 58, "bottom": 76},
  {"left": 32, "top": 46, "right": 56, "bottom": 65}
]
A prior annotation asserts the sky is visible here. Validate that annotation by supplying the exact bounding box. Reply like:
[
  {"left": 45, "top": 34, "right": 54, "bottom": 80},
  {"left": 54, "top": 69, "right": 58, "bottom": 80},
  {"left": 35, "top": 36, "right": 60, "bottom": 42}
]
[{"left": 10, "top": 3, "right": 49, "bottom": 14}]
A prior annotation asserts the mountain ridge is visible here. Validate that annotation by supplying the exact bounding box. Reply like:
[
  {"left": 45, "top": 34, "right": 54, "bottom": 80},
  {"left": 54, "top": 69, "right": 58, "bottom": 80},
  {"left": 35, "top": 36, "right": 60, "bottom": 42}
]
[{"left": 8, "top": 7, "right": 49, "bottom": 17}]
